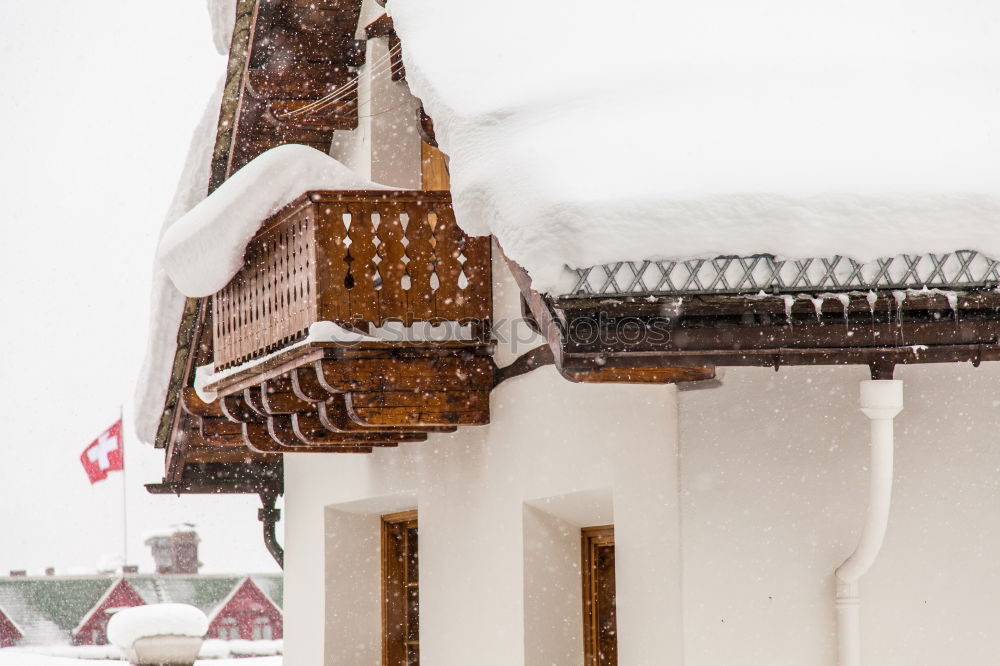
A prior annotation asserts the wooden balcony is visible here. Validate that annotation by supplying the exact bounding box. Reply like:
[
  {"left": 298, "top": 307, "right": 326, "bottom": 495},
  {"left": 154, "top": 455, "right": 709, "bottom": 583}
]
[
  {"left": 213, "top": 190, "right": 490, "bottom": 369},
  {"left": 197, "top": 191, "right": 493, "bottom": 454}
]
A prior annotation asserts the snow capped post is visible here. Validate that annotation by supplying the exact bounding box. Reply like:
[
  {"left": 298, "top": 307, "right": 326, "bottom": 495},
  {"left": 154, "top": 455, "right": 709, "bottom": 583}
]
[
  {"left": 108, "top": 604, "right": 208, "bottom": 666},
  {"left": 835, "top": 378, "right": 903, "bottom": 666}
]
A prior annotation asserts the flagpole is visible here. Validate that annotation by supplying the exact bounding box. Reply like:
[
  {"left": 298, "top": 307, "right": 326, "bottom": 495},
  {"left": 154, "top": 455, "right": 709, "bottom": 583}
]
[{"left": 121, "top": 405, "right": 128, "bottom": 571}]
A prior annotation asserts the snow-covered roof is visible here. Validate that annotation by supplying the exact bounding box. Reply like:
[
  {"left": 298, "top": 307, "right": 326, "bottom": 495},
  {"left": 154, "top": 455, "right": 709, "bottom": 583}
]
[
  {"left": 133, "top": 75, "right": 224, "bottom": 446},
  {"left": 0, "top": 578, "right": 113, "bottom": 645},
  {"left": 204, "top": 577, "right": 281, "bottom": 625},
  {"left": 389, "top": 0, "right": 1000, "bottom": 292},
  {"left": 0, "top": 574, "right": 280, "bottom": 647},
  {"left": 135, "top": 0, "right": 1000, "bottom": 444}
]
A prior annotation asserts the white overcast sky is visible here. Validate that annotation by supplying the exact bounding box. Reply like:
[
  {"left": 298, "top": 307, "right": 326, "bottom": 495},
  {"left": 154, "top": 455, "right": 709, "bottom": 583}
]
[{"left": 0, "top": 2, "right": 281, "bottom": 575}]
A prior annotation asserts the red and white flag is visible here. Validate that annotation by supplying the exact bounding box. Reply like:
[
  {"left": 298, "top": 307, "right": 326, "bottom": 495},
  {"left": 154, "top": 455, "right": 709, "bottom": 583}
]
[{"left": 80, "top": 419, "right": 124, "bottom": 484}]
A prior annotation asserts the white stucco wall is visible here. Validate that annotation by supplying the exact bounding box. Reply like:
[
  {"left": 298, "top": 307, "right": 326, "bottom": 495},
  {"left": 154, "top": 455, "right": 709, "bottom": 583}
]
[
  {"left": 680, "top": 361, "right": 1000, "bottom": 666},
  {"left": 284, "top": 287, "right": 1000, "bottom": 666},
  {"left": 283, "top": 367, "right": 682, "bottom": 666}
]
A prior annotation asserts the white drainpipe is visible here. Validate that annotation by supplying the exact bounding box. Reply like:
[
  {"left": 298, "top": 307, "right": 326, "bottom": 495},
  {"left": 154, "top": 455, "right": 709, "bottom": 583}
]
[{"left": 834, "top": 379, "right": 903, "bottom": 666}]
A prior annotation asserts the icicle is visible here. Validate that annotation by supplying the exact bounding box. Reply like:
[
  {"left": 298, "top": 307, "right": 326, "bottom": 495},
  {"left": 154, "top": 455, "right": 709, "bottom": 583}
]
[
  {"left": 783, "top": 295, "right": 796, "bottom": 324},
  {"left": 943, "top": 290, "right": 958, "bottom": 317},
  {"left": 866, "top": 290, "right": 878, "bottom": 318},
  {"left": 810, "top": 297, "right": 825, "bottom": 324},
  {"left": 903, "top": 287, "right": 960, "bottom": 320},
  {"left": 821, "top": 292, "right": 851, "bottom": 324},
  {"left": 892, "top": 290, "right": 907, "bottom": 322}
]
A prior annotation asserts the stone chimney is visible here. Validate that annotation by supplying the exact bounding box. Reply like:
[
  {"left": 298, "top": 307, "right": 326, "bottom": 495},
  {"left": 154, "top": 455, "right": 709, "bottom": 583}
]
[{"left": 144, "top": 525, "right": 200, "bottom": 575}]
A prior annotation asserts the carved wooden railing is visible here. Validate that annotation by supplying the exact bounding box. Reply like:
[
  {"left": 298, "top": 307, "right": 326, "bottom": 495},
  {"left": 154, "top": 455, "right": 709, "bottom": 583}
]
[{"left": 212, "top": 191, "right": 491, "bottom": 370}]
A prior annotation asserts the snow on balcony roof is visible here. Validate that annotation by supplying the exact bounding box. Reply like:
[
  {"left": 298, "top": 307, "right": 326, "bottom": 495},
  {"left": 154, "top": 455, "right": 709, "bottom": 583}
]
[
  {"left": 158, "top": 144, "right": 390, "bottom": 298},
  {"left": 389, "top": 0, "right": 1000, "bottom": 293}
]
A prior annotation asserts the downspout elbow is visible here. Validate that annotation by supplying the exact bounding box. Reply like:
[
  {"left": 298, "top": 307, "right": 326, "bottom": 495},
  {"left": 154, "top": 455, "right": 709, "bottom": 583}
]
[
  {"left": 258, "top": 490, "right": 284, "bottom": 569},
  {"left": 835, "top": 379, "right": 903, "bottom": 666},
  {"left": 835, "top": 420, "right": 894, "bottom": 585}
]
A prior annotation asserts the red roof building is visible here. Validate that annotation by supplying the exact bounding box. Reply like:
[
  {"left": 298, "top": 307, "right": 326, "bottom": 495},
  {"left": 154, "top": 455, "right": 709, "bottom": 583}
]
[
  {"left": 0, "top": 608, "right": 23, "bottom": 648},
  {"left": 206, "top": 577, "right": 282, "bottom": 641},
  {"left": 72, "top": 578, "right": 145, "bottom": 646}
]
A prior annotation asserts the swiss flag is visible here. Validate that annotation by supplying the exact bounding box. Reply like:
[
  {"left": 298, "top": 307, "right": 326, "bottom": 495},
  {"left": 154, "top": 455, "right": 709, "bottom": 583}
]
[{"left": 80, "top": 419, "right": 124, "bottom": 484}]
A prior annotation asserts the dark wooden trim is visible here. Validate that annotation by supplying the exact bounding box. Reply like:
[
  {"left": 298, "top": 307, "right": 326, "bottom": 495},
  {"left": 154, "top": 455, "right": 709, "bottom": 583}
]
[
  {"left": 145, "top": 480, "right": 274, "bottom": 495},
  {"left": 582, "top": 525, "right": 616, "bottom": 666},
  {"left": 492, "top": 344, "right": 554, "bottom": 387},
  {"left": 501, "top": 248, "right": 566, "bottom": 369},
  {"left": 365, "top": 13, "right": 395, "bottom": 39},
  {"left": 382, "top": 510, "right": 419, "bottom": 666},
  {"left": 554, "top": 286, "right": 1000, "bottom": 376}
]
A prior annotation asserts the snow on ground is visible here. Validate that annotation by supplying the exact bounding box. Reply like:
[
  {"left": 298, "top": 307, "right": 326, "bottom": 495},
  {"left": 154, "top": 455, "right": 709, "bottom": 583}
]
[
  {"left": 0, "top": 655, "right": 280, "bottom": 666},
  {"left": 389, "top": 0, "right": 1000, "bottom": 291},
  {"left": 3, "top": 639, "right": 281, "bottom": 663}
]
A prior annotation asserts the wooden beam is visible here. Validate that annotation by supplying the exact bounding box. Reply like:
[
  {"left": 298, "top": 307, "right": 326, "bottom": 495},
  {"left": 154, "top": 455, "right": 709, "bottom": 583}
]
[
  {"left": 345, "top": 391, "right": 490, "bottom": 427},
  {"left": 242, "top": 422, "right": 374, "bottom": 454},
  {"left": 317, "top": 395, "right": 458, "bottom": 433}
]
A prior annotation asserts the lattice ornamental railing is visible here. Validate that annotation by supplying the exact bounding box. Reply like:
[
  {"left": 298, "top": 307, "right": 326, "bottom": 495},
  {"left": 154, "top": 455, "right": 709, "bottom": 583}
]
[
  {"left": 213, "top": 191, "right": 491, "bottom": 369},
  {"left": 564, "top": 251, "right": 1000, "bottom": 298}
]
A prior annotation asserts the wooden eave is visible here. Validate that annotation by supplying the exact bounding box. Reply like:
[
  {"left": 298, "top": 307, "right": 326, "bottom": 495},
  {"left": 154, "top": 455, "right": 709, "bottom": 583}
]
[
  {"left": 513, "top": 258, "right": 1000, "bottom": 381},
  {"left": 153, "top": 0, "right": 365, "bottom": 491}
]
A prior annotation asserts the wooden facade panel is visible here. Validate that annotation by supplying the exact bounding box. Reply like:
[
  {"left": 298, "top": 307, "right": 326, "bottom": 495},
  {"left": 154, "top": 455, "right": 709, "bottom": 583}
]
[
  {"left": 432, "top": 210, "right": 467, "bottom": 321},
  {"left": 317, "top": 396, "right": 458, "bottom": 434},
  {"left": 315, "top": 203, "right": 353, "bottom": 324},
  {"left": 561, "top": 365, "right": 715, "bottom": 385},
  {"left": 268, "top": 98, "right": 359, "bottom": 131},
  {"left": 246, "top": 63, "right": 354, "bottom": 99},
  {"left": 243, "top": 422, "right": 374, "bottom": 454},
  {"left": 260, "top": 378, "right": 315, "bottom": 414},
  {"left": 347, "top": 391, "right": 490, "bottom": 427},
  {"left": 402, "top": 203, "right": 437, "bottom": 322},
  {"left": 345, "top": 205, "right": 381, "bottom": 325},
  {"left": 376, "top": 207, "right": 409, "bottom": 321},
  {"left": 316, "top": 357, "right": 494, "bottom": 393},
  {"left": 180, "top": 387, "right": 225, "bottom": 419},
  {"left": 250, "top": 26, "right": 353, "bottom": 66}
]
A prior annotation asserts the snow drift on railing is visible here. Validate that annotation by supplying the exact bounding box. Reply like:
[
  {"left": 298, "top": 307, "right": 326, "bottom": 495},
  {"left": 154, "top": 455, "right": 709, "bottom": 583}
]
[{"left": 158, "top": 144, "right": 390, "bottom": 298}]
